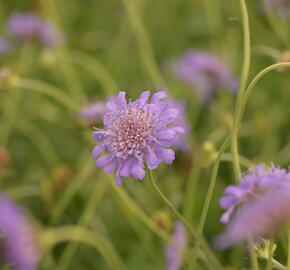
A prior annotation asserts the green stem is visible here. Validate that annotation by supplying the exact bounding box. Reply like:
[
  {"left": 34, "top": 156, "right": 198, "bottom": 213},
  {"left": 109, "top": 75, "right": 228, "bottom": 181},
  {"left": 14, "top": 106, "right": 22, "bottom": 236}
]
[
  {"left": 182, "top": 155, "right": 202, "bottom": 222},
  {"left": 239, "top": 62, "right": 290, "bottom": 126},
  {"left": 190, "top": 134, "right": 231, "bottom": 269},
  {"left": 50, "top": 158, "right": 95, "bottom": 224},
  {"left": 148, "top": 169, "right": 195, "bottom": 242},
  {"left": 13, "top": 78, "right": 79, "bottom": 111},
  {"left": 272, "top": 259, "right": 287, "bottom": 270},
  {"left": 56, "top": 179, "right": 105, "bottom": 270},
  {"left": 42, "top": 226, "right": 124, "bottom": 270},
  {"left": 266, "top": 239, "right": 274, "bottom": 270},
  {"left": 70, "top": 51, "right": 118, "bottom": 95},
  {"left": 231, "top": 0, "right": 251, "bottom": 182},
  {"left": 0, "top": 42, "right": 35, "bottom": 146},
  {"left": 148, "top": 170, "right": 222, "bottom": 269},
  {"left": 121, "top": 0, "right": 166, "bottom": 87},
  {"left": 249, "top": 241, "right": 259, "bottom": 270},
  {"left": 41, "top": 0, "right": 83, "bottom": 101}
]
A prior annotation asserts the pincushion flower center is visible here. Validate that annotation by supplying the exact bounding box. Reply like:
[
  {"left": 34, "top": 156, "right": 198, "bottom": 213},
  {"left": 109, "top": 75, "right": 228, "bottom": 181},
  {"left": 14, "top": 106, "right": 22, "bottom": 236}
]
[{"left": 108, "top": 107, "right": 157, "bottom": 159}]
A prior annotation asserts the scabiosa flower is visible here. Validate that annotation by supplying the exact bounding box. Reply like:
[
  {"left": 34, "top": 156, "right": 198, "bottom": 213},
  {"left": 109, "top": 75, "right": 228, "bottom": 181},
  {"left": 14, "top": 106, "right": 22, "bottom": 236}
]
[
  {"left": 7, "top": 12, "right": 60, "bottom": 47},
  {"left": 92, "top": 91, "right": 185, "bottom": 185},
  {"left": 78, "top": 100, "right": 107, "bottom": 126},
  {"left": 165, "top": 222, "right": 186, "bottom": 270},
  {"left": 215, "top": 183, "right": 290, "bottom": 249},
  {"left": 0, "top": 38, "right": 11, "bottom": 53},
  {"left": 166, "top": 99, "right": 191, "bottom": 153},
  {"left": 219, "top": 164, "right": 290, "bottom": 224},
  {"left": 0, "top": 194, "right": 39, "bottom": 270},
  {"left": 171, "top": 50, "right": 237, "bottom": 104}
]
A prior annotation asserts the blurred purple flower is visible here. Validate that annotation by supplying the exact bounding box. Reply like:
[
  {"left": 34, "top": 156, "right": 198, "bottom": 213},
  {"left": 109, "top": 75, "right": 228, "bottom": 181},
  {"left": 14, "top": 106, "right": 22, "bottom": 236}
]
[
  {"left": 92, "top": 91, "right": 185, "bottom": 185},
  {"left": 215, "top": 183, "right": 290, "bottom": 249},
  {"left": 0, "top": 38, "right": 11, "bottom": 53},
  {"left": 166, "top": 98, "right": 191, "bottom": 153},
  {"left": 78, "top": 100, "right": 107, "bottom": 126},
  {"left": 265, "top": 0, "right": 288, "bottom": 18},
  {"left": 220, "top": 164, "right": 290, "bottom": 224},
  {"left": 7, "top": 12, "right": 60, "bottom": 47},
  {"left": 165, "top": 222, "right": 186, "bottom": 270},
  {"left": 171, "top": 50, "right": 238, "bottom": 104},
  {"left": 0, "top": 194, "right": 39, "bottom": 270}
]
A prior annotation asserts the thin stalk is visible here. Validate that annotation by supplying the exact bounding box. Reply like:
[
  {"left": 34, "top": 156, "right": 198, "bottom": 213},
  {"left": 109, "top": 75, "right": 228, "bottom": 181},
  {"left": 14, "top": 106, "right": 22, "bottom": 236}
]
[
  {"left": 148, "top": 170, "right": 222, "bottom": 269},
  {"left": 249, "top": 241, "right": 259, "bottom": 270},
  {"left": 56, "top": 180, "right": 105, "bottom": 270},
  {"left": 41, "top": 0, "right": 83, "bottom": 101},
  {"left": 239, "top": 63, "right": 290, "bottom": 126},
  {"left": 121, "top": 0, "right": 166, "bottom": 87},
  {"left": 13, "top": 78, "right": 79, "bottom": 111},
  {"left": 50, "top": 158, "right": 95, "bottom": 224},
  {"left": 272, "top": 259, "right": 287, "bottom": 270},
  {"left": 190, "top": 134, "right": 231, "bottom": 269},
  {"left": 231, "top": 0, "right": 251, "bottom": 181},
  {"left": 1, "top": 42, "right": 35, "bottom": 146},
  {"left": 70, "top": 51, "right": 118, "bottom": 95},
  {"left": 42, "top": 226, "right": 124, "bottom": 270},
  {"left": 182, "top": 156, "right": 202, "bottom": 223},
  {"left": 266, "top": 239, "right": 274, "bottom": 270},
  {"left": 148, "top": 169, "right": 196, "bottom": 243}
]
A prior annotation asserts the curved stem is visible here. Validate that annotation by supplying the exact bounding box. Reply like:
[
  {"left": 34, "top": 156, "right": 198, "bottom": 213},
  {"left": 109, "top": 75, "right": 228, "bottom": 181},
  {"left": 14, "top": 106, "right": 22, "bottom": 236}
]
[
  {"left": 148, "top": 170, "right": 222, "bottom": 269},
  {"left": 42, "top": 226, "right": 124, "bottom": 270},
  {"left": 148, "top": 169, "right": 195, "bottom": 242},
  {"left": 70, "top": 51, "right": 118, "bottom": 95},
  {"left": 121, "top": 0, "right": 166, "bottom": 87},
  {"left": 13, "top": 78, "right": 79, "bottom": 111},
  {"left": 238, "top": 62, "right": 290, "bottom": 126},
  {"left": 41, "top": 0, "right": 83, "bottom": 101},
  {"left": 231, "top": 0, "right": 251, "bottom": 182},
  {"left": 56, "top": 179, "right": 105, "bottom": 270},
  {"left": 50, "top": 157, "right": 95, "bottom": 224},
  {"left": 190, "top": 134, "right": 231, "bottom": 269}
]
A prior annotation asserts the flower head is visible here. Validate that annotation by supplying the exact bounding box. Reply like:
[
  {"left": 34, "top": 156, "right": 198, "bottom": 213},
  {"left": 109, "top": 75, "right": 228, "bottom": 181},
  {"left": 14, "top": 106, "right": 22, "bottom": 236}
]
[
  {"left": 78, "top": 100, "right": 107, "bottom": 126},
  {"left": 215, "top": 183, "right": 290, "bottom": 249},
  {"left": 219, "top": 164, "right": 290, "bottom": 224},
  {"left": 165, "top": 222, "right": 186, "bottom": 270},
  {"left": 7, "top": 12, "right": 60, "bottom": 47},
  {"left": 92, "top": 91, "right": 185, "bottom": 185},
  {"left": 0, "top": 194, "right": 40, "bottom": 270},
  {"left": 171, "top": 50, "right": 237, "bottom": 104},
  {"left": 0, "top": 38, "right": 11, "bottom": 54}
]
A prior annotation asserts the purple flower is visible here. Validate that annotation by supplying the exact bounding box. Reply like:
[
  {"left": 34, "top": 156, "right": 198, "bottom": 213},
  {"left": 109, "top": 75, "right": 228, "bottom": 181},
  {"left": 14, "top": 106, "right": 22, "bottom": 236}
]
[
  {"left": 219, "top": 164, "right": 290, "bottom": 224},
  {"left": 92, "top": 91, "right": 185, "bottom": 185},
  {"left": 166, "top": 99, "right": 191, "bottom": 153},
  {"left": 265, "top": 0, "right": 288, "bottom": 18},
  {"left": 215, "top": 183, "right": 290, "bottom": 249},
  {"left": 7, "top": 12, "right": 60, "bottom": 47},
  {"left": 78, "top": 100, "right": 107, "bottom": 126},
  {"left": 171, "top": 51, "right": 237, "bottom": 104},
  {"left": 0, "top": 194, "right": 39, "bottom": 270},
  {"left": 165, "top": 222, "right": 186, "bottom": 270},
  {"left": 0, "top": 38, "right": 11, "bottom": 53}
]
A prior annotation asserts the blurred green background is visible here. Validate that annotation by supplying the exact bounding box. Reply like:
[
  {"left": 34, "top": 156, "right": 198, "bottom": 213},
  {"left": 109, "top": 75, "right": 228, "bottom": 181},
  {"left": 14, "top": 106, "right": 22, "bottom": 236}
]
[{"left": 1, "top": 0, "right": 290, "bottom": 269}]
